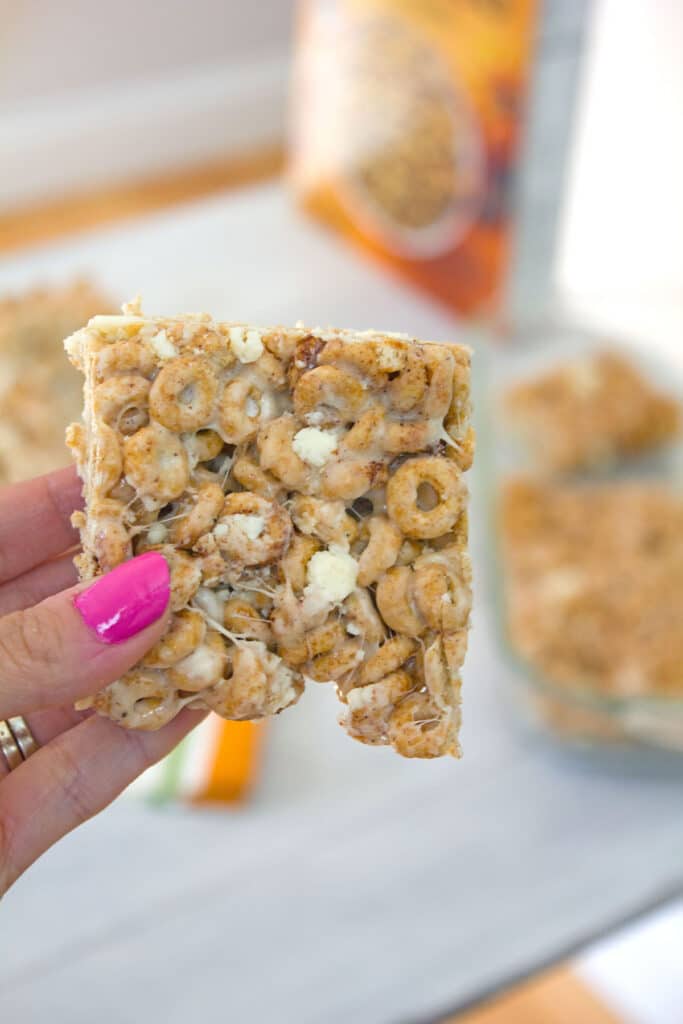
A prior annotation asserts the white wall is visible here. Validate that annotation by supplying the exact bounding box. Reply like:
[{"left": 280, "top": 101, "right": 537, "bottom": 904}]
[
  {"left": 557, "top": 0, "right": 683, "bottom": 303},
  {"left": 0, "top": 0, "right": 296, "bottom": 211},
  {"left": 1, "top": 0, "right": 295, "bottom": 107}
]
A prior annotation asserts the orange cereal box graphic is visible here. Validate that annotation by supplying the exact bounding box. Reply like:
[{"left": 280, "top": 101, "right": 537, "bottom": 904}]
[{"left": 290, "top": 0, "right": 539, "bottom": 317}]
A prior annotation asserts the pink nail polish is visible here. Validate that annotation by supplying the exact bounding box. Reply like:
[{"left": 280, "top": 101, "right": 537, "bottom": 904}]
[{"left": 74, "top": 552, "right": 170, "bottom": 644}]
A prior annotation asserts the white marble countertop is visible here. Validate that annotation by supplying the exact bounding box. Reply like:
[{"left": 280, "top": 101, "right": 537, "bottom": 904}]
[{"left": 1, "top": 185, "right": 682, "bottom": 1023}]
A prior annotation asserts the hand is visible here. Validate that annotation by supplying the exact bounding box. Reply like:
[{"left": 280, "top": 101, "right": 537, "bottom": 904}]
[{"left": 0, "top": 467, "right": 204, "bottom": 895}]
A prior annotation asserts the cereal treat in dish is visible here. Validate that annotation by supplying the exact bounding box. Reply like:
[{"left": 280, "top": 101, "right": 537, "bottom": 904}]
[
  {"left": 504, "top": 350, "right": 680, "bottom": 473},
  {"left": 0, "top": 279, "right": 114, "bottom": 482},
  {"left": 65, "top": 302, "right": 474, "bottom": 758},
  {"left": 500, "top": 477, "right": 683, "bottom": 698}
]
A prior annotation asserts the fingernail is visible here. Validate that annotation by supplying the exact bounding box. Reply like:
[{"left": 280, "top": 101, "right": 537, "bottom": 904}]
[{"left": 74, "top": 552, "right": 170, "bottom": 644}]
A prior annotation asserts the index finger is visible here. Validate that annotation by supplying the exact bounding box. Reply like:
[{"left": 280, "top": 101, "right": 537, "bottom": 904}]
[{"left": 0, "top": 466, "right": 83, "bottom": 584}]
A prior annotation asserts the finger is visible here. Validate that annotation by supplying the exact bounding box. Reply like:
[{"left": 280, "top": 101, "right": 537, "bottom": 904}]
[
  {"left": 0, "top": 551, "right": 78, "bottom": 617},
  {"left": 27, "top": 706, "right": 94, "bottom": 745},
  {"left": 0, "top": 466, "right": 82, "bottom": 584},
  {"left": 0, "top": 552, "right": 171, "bottom": 720},
  {"left": 0, "top": 708, "right": 206, "bottom": 893}
]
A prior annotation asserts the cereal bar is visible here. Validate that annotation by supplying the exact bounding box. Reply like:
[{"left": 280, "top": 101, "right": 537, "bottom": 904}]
[
  {"left": 65, "top": 302, "right": 474, "bottom": 758},
  {"left": 504, "top": 350, "right": 680, "bottom": 473},
  {"left": 0, "top": 280, "right": 113, "bottom": 482},
  {"left": 500, "top": 477, "right": 683, "bottom": 698}
]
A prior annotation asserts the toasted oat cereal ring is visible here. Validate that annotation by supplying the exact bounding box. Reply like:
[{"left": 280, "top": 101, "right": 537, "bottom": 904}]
[
  {"left": 387, "top": 692, "right": 458, "bottom": 758},
  {"left": 280, "top": 532, "right": 321, "bottom": 593},
  {"left": 340, "top": 407, "right": 385, "bottom": 453},
  {"left": 439, "top": 625, "right": 467, "bottom": 683},
  {"left": 386, "top": 456, "right": 465, "bottom": 539},
  {"left": 307, "top": 639, "right": 362, "bottom": 682},
  {"left": 92, "top": 508, "right": 132, "bottom": 571},
  {"left": 219, "top": 379, "right": 269, "bottom": 444},
  {"left": 97, "top": 339, "right": 156, "bottom": 380},
  {"left": 263, "top": 329, "right": 297, "bottom": 363},
  {"left": 131, "top": 500, "right": 166, "bottom": 529},
  {"left": 65, "top": 421, "right": 86, "bottom": 469},
  {"left": 289, "top": 335, "right": 327, "bottom": 384},
  {"left": 142, "top": 609, "right": 206, "bottom": 668},
  {"left": 444, "top": 419, "right": 475, "bottom": 472},
  {"left": 293, "top": 365, "right": 365, "bottom": 425},
  {"left": 185, "top": 429, "right": 224, "bottom": 465},
  {"left": 94, "top": 672, "right": 181, "bottom": 731},
  {"left": 150, "top": 356, "right": 218, "bottom": 432},
  {"left": 257, "top": 416, "right": 309, "bottom": 490},
  {"left": 171, "top": 481, "right": 225, "bottom": 548},
  {"left": 290, "top": 495, "right": 358, "bottom": 547},
  {"left": 199, "top": 548, "right": 228, "bottom": 587},
  {"left": 424, "top": 350, "right": 454, "bottom": 419},
  {"left": 388, "top": 349, "right": 427, "bottom": 413},
  {"left": 342, "top": 670, "right": 414, "bottom": 744},
  {"left": 413, "top": 559, "right": 470, "bottom": 632},
  {"left": 190, "top": 327, "right": 234, "bottom": 368},
  {"left": 254, "top": 350, "right": 287, "bottom": 389},
  {"left": 320, "top": 458, "right": 388, "bottom": 502},
  {"left": 450, "top": 344, "right": 471, "bottom": 390},
  {"left": 123, "top": 422, "right": 190, "bottom": 504},
  {"left": 357, "top": 516, "right": 403, "bottom": 586},
  {"left": 395, "top": 538, "right": 422, "bottom": 566},
  {"left": 383, "top": 419, "right": 435, "bottom": 455},
  {"left": 413, "top": 562, "right": 449, "bottom": 630},
  {"left": 421, "top": 635, "right": 461, "bottom": 709},
  {"left": 201, "top": 646, "right": 267, "bottom": 718},
  {"left": 358, "top": 635, "right": 417, "bottom": 686},
  {"left": 287, "top": 619, "right": 346, "bottom": 667},
  {"left": 447, "top": 353, "right": 470, "bottom": 397},
  {"left": 242, "top": 588, "right": 273, "bottom": 614},
  {"left": 376, "top": 567, "right": 426, "bottom": 636},
  {"left": 93, "top": 422, "right": 123, "bottom": 496},
  {"left": 93, "top": 374, "right": 151, "bottom": 434},
  {"left": 192, "top": 465, "right": 223, "bottom": 489},
  {"left": 109, "top": 478, "right": 137, "bottom": 505},
  {"left": 157, "top": 545, "right": 203, "bottom": 611},
  {"left": 167, "top": 629, "right": 227, "bottom": 692},
  {"left": 270, "top": 581, "right": 305, "bottom": 642},
  {"left": 216, "top": 492, "right": 292, "bottom": 567},
  {"left": 90, "top": 495, "right": 127, "bottom": 519},
  {"left": 317, "top": 338, "right": 390, "bottom": 385},
  {"left": 202, "top": 644, "right": 302, "bottom": 720},
  {"left": 223, "top": 598, "right": 273, "bottom": 645},
  {"left": 443, "top": 630, "right": 468, "bottom": 675},
  {"left": 232, "top": 454, "right": 283, "bottom": 500},
  {"left": 343, "top": 588, "right": 387, "bottom": 646}
]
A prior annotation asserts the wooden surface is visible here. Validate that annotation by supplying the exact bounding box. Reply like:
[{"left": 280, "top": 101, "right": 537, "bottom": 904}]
[
  {"left": 0, "top": 163, "right": 639, "bottom": 1024},
  {"left": 450, "top": 967, "right": 622, "bottom": 1024},
  {"left": 0, "top": 144, "right": 284, "bottom": 254}
]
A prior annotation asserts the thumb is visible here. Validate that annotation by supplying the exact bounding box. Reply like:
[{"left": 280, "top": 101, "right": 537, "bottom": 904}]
[{"left": 0, "top": 552, "right": 170, "bottom": 718}]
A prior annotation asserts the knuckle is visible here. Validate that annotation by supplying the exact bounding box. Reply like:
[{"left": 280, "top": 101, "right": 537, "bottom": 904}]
[{"left": 0, "top": 605, "right": 66, "bottom": 682}]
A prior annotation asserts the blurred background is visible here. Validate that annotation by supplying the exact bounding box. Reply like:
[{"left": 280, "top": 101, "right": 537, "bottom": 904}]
[{"left": 1, "top": 2, "right": 682, "bottom": 1022}]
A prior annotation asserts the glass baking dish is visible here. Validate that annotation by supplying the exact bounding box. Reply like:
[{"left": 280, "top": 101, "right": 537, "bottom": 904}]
[{"left": 472, "top": 318, "right": 683, "bottom": 754}]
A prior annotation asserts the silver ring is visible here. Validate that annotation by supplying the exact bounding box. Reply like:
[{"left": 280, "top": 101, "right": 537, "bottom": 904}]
[
  {"left": 8, "top": 716, "right": 39, "bottom": 761},
  {"left": 0, "top": 719, "right": 22, "bottom": 771},
  {"left": 0, "top": 717, "right": 39, "bottom": 771}
]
